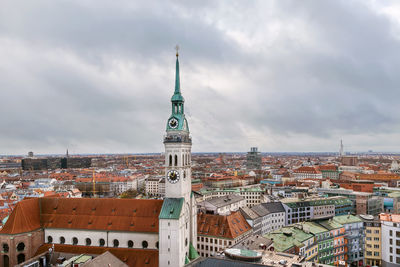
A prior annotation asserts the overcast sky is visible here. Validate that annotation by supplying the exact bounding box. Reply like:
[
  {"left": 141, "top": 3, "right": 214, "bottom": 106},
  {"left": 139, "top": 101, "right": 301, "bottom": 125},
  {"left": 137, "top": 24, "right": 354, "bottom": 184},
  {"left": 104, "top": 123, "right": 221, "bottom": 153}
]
[{"left": 1, "top": 0, "right": 400, "bottom": 154}]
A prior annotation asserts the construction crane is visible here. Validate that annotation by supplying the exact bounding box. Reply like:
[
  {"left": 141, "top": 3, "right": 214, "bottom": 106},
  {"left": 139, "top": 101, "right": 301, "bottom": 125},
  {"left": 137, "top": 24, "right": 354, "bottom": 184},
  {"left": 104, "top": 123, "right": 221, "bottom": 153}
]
[{"left": 92, "top": 170, "right": 96, "bottom": 198}]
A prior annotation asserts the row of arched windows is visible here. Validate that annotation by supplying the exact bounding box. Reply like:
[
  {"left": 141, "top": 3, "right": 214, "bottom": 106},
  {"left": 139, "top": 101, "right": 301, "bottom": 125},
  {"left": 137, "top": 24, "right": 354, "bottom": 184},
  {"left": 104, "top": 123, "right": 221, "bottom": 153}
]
[
  {"left": 2, "top": 242, "right": 25, "bottom": 267},
  {"left": 173, "top": 104, "right": 183, "bottom": 114},
  {"left": 47, "top": 236, "right": 157, "bottom": 248},
  {"left": 2, "top": 242, "right": 24, "bottom": 253},
  {"left": 168, "top": 153, "right": 191, "bottom": 167}
]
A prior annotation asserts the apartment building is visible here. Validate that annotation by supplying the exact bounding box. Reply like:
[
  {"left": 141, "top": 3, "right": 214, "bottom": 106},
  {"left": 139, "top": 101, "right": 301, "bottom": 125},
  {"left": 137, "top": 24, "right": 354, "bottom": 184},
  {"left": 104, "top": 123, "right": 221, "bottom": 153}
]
[
  {"left": 196, "top": 211, "right": 252, "bottom": 257},
  {"left": 360, "top": 214, "right": 381, "bottom": 267},
  {"left": 302, "top": 222, "right": 334, "bottom": 264},
  {"left": 380, "top": 213, "right": 400, "bottom": 267},
  {"left": 282, "top": 197, "right": 337, "bottom": 225},
  {"left": 292, "top": 166, "right": 323, "bottom": 179},
  {"left": 197, "top": 194, "right": 246, "bottom": 215},
  {"left": 333, "top": 215, "right": 364, "bottom": 267},
  {"left": 251, "top": 202, "right": 286, "bottom": 235},
  {"left": 196, "top": 186, "right": 266, "bottom": 208},
  {"left": 145, "top": 176, "right": 164, "bottom": 197},
  {"left": 318, "top": 219, "right": 347, "bottom": 265}
]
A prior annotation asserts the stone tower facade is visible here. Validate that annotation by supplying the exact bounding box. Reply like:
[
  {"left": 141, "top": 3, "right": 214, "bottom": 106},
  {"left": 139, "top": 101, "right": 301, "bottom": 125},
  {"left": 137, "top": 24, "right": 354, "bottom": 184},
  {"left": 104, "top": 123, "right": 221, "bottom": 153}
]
[{"left": 159, "top": 50, "right": 197, "bottom": 267}]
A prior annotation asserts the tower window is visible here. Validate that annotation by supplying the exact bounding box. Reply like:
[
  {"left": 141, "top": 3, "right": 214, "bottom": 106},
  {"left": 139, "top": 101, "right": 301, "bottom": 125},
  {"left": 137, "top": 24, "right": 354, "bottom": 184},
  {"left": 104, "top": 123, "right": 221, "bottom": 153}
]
[
  {"left": 60, "top": 237, "right": 65, "bottom": 244},
  {"left": 47, "top": 236, "right": 53, "bottom": 243},
  {"left": 99, "top": 238, "right": 105, "bottom": 247},
  {"left": 175, "top": 155, "right": 178, "bottom": 166},
  {"left": 182, "top": 155, "right": 185, "bottom": 166},
  {"left": 128, "top": 240, "right": 134, "bottom": 248},
  {"left": 85, "top": 238, "right": 91, "bottom": 246},
  {"left": 169, "top": 155, "right": 172, "bottom": 166},
  {"left": 113, "top": 239, "right": 119, "bottom": 247},
  {"left": 72, "top": 237, "right": 78, "bottom": 245},
  {"left": 17, "top": 254, "right": 25, "bottom": 264},
  {"left": 17, "top": 242, "right": 25, "bottom": 252},
  {"left": 142, "top": 240, "right": 148, "bottom": 249},
  {"left": 3, "top": 243, "right": 9, "bottom": 253},
  {"left": 156, "top": 241, "right": 159, "bottom": 249}
]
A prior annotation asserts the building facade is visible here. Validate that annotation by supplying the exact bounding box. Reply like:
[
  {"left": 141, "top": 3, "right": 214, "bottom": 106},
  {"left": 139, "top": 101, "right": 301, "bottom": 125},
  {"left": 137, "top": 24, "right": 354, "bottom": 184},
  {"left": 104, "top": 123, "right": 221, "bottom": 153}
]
[{"left": 380, "top": 213, "right": 400, "bottom": 267}]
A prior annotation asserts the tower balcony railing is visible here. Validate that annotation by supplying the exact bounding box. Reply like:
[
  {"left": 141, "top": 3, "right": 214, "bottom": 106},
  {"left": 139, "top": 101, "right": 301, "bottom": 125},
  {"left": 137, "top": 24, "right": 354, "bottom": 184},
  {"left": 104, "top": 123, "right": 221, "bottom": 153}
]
[{"left": 163, "top": 134, "right": 192, "bottom": 144}]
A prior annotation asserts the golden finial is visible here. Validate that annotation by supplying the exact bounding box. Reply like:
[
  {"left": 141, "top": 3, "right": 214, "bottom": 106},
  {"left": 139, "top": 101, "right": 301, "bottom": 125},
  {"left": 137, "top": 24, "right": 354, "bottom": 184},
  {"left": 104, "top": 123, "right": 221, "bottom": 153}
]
[{"left": 175, "top": 44, "right": 179, "bottom": 57}]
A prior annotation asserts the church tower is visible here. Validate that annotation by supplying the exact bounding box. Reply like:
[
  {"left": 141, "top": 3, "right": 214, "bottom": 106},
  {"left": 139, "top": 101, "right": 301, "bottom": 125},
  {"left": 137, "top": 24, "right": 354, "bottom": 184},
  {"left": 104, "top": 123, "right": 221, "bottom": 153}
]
[{"left": 159, "top": 48, "right": 198, "bottom": 267}]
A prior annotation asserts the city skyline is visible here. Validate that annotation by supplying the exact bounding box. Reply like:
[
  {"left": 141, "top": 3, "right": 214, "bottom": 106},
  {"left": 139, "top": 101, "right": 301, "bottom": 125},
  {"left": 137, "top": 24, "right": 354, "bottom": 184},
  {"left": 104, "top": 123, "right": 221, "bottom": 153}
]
[{"left": 2, "top": 1, "right": 400, "bottom": 154}]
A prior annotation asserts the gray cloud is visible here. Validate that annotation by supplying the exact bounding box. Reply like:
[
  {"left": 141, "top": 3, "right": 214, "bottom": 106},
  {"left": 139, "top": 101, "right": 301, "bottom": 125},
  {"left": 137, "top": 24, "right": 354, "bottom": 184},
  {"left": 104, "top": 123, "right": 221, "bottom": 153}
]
[{"left": 0, "top": 0, "right": 400, "bottom": 154}]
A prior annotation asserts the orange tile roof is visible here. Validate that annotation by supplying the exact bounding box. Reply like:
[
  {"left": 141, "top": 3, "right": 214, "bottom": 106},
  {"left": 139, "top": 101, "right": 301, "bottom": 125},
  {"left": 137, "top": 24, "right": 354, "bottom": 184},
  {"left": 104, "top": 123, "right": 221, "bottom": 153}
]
[
  {"left": 0, "top": 198, "right": 41, "bottom": 234},
  {"left": 40, "top": 198, "right": 163, "bottom": 232},
  {"left": 35, "top": 244, "right": 158, "bottom": 267},
  {"left": 197, "top": 211, "right": 251, "bottom": 239},
  {"left": 1, "top": 197, "right": 163, "bottom": 234},
  {"left": 293, "top": 166, "right": 321, "bottom": 174},
  {"left": 380, "top": 213, "right": 400, "bottom": 223},
  {"left": 319, "top": 165, "right": 337, "bottom": 171}
]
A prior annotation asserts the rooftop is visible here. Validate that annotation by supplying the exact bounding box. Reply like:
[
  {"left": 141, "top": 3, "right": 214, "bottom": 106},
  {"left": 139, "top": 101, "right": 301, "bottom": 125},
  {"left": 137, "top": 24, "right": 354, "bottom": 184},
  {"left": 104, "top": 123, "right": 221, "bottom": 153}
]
[{"left": 332, "top": 214, "right": 362, "bottom": 225}]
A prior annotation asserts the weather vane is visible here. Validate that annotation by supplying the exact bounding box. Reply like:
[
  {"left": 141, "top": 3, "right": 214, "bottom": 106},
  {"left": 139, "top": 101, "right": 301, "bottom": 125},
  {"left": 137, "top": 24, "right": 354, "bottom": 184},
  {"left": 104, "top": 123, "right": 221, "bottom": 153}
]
[{"left": 175, "top": 44, "right": 179, "bottom": 57}]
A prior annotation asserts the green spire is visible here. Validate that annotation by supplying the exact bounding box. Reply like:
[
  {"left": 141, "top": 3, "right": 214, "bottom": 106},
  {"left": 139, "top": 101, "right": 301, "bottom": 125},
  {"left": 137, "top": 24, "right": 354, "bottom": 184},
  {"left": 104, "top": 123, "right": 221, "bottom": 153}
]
[
  {"left": 185, "top": 256, "right": 190, "bottom": 265},
  {"left": 174, "top": 55, "right": 180, "bottom": 95},
  {"left": 188, "top": 242, "right": 200, "bottom": 260},
  {"left": 171, "top": 46, "right": 184, "bottom": 102}
]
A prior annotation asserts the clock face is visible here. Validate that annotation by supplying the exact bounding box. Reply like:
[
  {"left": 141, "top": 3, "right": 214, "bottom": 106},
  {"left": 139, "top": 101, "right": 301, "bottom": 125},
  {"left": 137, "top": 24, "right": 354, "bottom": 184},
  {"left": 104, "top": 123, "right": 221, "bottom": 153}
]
[
  {"left": 167, "top": 170, "right": 180, "bottom": 184},
  {"left": 169, "top": 118, "right": 178, "bottom": 129}
]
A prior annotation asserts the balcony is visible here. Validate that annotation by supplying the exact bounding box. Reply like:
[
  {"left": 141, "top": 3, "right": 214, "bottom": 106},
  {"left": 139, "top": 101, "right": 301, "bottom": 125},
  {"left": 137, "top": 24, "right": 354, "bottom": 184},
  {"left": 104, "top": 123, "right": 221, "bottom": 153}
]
[{"left": 163, "top": 134, "right": 192, "bottom": 144}]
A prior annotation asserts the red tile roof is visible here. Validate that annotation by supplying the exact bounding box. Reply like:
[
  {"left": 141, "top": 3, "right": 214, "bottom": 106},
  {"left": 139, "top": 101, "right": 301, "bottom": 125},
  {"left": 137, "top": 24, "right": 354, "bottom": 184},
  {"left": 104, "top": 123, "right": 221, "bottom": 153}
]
[
  {"left": 40, "top": 198, "right": 163, "bottom": 232},
  {"left": 0, "top": 198, "right": 41, "bottom": 234},
  {"left": 293, "top": 166, "right": 321, "bottom": 174},
  {"left": 197, "top": 211, "right": 251, "bottom": 239},
  {"left": 35, "top": 244, "right": 158, "bottom": 267},
  {"left": 1, "top": 197, "right": 163, "bottom": 234}
]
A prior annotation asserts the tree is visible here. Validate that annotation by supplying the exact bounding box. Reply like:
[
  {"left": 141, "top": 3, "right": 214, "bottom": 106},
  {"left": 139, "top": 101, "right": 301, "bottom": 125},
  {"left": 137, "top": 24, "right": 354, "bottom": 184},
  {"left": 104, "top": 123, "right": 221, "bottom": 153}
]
[{"left": 120, "top": 189, "right": 139, "bottom": 199}]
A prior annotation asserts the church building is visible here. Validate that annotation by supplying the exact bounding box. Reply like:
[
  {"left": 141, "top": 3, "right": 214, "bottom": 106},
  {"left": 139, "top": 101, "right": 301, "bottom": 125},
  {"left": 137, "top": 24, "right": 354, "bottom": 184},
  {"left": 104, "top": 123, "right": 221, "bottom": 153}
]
[{"left": 0, "top": 50, "right": 198, "bottom": 267}]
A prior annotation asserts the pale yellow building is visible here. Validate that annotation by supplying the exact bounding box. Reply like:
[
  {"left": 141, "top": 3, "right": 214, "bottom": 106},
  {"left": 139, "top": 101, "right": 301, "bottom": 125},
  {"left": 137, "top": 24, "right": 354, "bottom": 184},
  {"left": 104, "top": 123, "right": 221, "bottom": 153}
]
[{"left": 361, "top": 215, "right": 381, "bottom": 266}]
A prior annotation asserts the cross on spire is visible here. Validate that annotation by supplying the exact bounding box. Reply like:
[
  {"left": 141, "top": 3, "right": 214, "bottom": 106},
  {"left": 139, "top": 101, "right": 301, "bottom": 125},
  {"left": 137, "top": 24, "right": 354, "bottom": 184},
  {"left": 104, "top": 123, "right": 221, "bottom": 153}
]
[{"left": 175, "top": 44, "right": 179, "bottom": 57}]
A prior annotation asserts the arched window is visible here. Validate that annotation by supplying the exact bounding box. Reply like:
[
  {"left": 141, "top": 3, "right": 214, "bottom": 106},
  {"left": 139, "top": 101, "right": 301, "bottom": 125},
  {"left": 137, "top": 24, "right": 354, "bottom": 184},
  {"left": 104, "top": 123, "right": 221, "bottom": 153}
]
[
  {"left": 72, "top": 237, "right": 78, "bottom": 245},
  {"left": 47, "top": 236, "right": 53, "bottom": 243},
  {"left": 3, "top": 243, "right": 9, "bottom": 253},
  {"left": 113, "top": 239, "right": 119, "bottom": 247},
  {"left": 17, "top": 254, "right": 25, "bottom": 264},
  {"left": 169, "top": 155, "right": 172, "bottom": 166},
  {"left": 127, "top": 240, "right": 134, "bottom": 248},
  {"left": 174, "top": 155, "right": 178, "bottom": 166},
  {"left": 99, "top": 238, "right": 105, "bottom": 247},
  {"left": 60, "top": 237, "right": 65, "bottom": 244},
  {"left": 85, "top": 238, "right": 91, "bottom": 246},
  {"left": 156, "top": 241, "right": 159, "bottom": 249},
  {"left": 182, "top": 155, "right": 185, "bottom": 166},
  {"left": 142, "top": 240, "right": 148, "bottom": 249},
  {"left": 3, "top": 255, "right": 9, "bottom": 267},
  {"left": 17, "top": 242, "right": 25, "bottom": 252}
]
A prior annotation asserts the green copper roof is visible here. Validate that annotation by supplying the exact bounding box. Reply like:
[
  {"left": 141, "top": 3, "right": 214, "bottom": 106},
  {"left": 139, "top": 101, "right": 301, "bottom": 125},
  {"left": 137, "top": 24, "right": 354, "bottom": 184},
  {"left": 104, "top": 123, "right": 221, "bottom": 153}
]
[
  {"left": 185, "top": 256, "right": 190, "bottom": 264},
  {"left": 300, "top": 222, "right": 328, "bottom": 234},
  {"left": 159, "top": 198, "right": 184, "bottom": 220},
  {"left": 332, "top": 214, "right": 362, "bottom": 225},
  {"left": 317, "top": 219, "right": 343, "bottom": 230},
  {"left": 189, "top": 242, "right": 200, "bottom": 260},
  {"left": 265, "top": 226, "right": 313, "bottom": 252}
]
